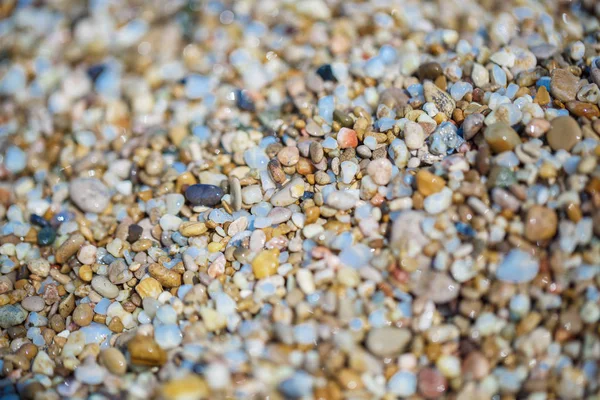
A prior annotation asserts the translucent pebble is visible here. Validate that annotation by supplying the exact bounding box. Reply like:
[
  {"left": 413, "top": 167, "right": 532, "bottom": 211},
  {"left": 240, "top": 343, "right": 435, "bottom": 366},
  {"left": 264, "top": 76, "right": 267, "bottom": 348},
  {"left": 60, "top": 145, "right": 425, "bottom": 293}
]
[
  {"left": 364, "top": 136, "right": 377, "bottom": 150},
  {"left": 154, "top": 324, "right": 183, "bottom": 349},
  {"left": 165, "top": 194, "right": 185, "bottom": 215},
  {"left": 492, "top": 65, "right": 507, "bottom": 87},
  {"left": 94, "top": 298, "right": 111, "bottom": 315},
  {"left": 318, "top": 96, "right": 335, "bottom": 124},
  {"left": 379, "top": 45, "right": 397, "bottom": 64},
  {"left": 244, "top": 147, "right": 269, "bottom": 170},
  {"left": 4, "top": 146, "right": 27, "bottom": 173},
  {"left": 0, "top": 64, "right": 26, "bottom": 95},
  {"left": 388, "top": 371, "right": 417, "bottom": 397},
  {"left": 215, "top": 292, "right": 237, "bottom": 316},
  {"left": 339, "top": 243, "right": 373, "bottom": 269},
  {"left": 449, "top": 82, "right": 473, "bottom": 101},
  {"left": 365, "top": 57, "right": 385, "bottom": 79},
  {"left": 155, "top": 305, "right": 177, "bottom": 325},
  {"left": 496, "top": 249, "right": 539, "bottom": 283},
  {"left": 322, "top": 136, "right": 338, "bottom": 149},
  {"left": 79, "top": 323, "right": 112, "bottom": 345},
  {"left": 209, "top": 209, "right": 234, "bottom": 224},
  {"left": 185, "top": 74, "right": 214, "bottom": 99},
  {"left": 294, "top": 322, "right": 317, "bottom": 345},
  {"left": 74, "top": 131, "right": 97, "bottom": 147}
]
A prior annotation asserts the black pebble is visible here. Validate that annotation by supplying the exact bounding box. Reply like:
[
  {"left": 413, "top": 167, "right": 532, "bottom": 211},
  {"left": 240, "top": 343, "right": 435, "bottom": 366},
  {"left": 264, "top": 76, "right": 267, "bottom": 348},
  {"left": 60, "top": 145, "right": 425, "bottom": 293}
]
[
  {"left": 30, "top": 214, "right": 49, "bottom": 228},
  {"left": 127, "top": 224, "right": 143, "bottom": 243},
  {"left": 316, "top": 64, "right": 336, "bottom": 81}
]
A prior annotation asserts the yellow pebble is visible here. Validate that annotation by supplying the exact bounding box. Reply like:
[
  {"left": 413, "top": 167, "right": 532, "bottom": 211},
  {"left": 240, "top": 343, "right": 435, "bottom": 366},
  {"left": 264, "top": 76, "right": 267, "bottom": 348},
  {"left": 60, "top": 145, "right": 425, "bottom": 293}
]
[
  {"left": 416, "top": 170, "right": 446, "bottom": 197},
  {"left": 79, "top": 265, "right": 93, "bottom": 282},
  {"left": 252, "top": 249, "right": 280, "bottom": 279},
  {"left": 207, "top": 242, "right": 224, "bottom": 253}
]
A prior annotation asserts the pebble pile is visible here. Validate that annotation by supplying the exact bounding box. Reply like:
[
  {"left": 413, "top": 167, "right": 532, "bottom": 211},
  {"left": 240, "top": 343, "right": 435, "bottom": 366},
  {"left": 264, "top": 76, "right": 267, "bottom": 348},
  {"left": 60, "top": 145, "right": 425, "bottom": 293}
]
[{"left": 1, "top": 0, "right": 600, "bottom": 399}]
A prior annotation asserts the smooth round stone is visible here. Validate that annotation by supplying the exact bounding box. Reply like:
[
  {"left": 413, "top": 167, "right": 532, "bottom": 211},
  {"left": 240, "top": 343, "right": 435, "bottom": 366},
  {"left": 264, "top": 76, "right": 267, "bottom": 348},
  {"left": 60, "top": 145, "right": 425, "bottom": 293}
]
[
  {"left": 412, "top": 271, "right": 459, "bottom": 304},
  {"left": 27, "top": 258, "right": 50, "bottom": 277},
  {"left": 462, "top": 351, "right": 490, "bottom": 380},
  {"left": 367, "top": 158, "right": 393, "bottom": 186},
  {"left": 99, "top": 348, "right": 127, "bottom": 375},
  {"left": 4, "top": 146, "right": 27, "bottom": 173},
  {"left": 38, "top": 227, "right": 56, "bottom": 246},
  {"left": 418, "top": 368, "right": 447, "bottom": 399},
  {"left": 161, "top": 375, "right": 209, "bottom": 400},
  {"left": 525, "top": 205, "right": 558, "bottom": 242},
  {"left": 128, "top": 335, "right": 167, "bottom": 366},
  {"left": 416, "top": 170, "right": 446, "bottom": 197},
  {"left": 69, "top": 178, "right": 111, "bottom": 214},
  {"left": 91, "top": 276, "right": 119, "bottom": 299},
  {"left": 277, "top": 146, "right": 300, "bottom": 166},
  {"left": 546, "top": 116, "right": 582, "bottom": 151},
  {"left": 326, "top": 190, "right": 358, "bottom": 211},
  {"left": 73, "top": 303, "right": 93, "bottom": 326},
  {"left": 418, "top": 62, "right": 443, "bottom": 81},
  {"left": 496, "top": 249, "right": 540, "bottom": 283},
  {"left": 366, "top": 327, "right": 412, "bottom": 357},
  {"left": 184, "top": 184, "right": 224, "bottom": 207},
  {"left": 337, "top": 128, "right": 358, "bottom": 149},
  {"left": 241, "top": 185, "right": 262, "bottom": 205},
  {"left": 484, "top": 123, "right": 521, "bottom": 153},
  {"left": 165, "top": 194, "right": 185, "bottom": 215},
  {"left": 21, "top": 296, "right": 45, "bottom": 312},
  {"left": 0, "top": 304, "right": 28, "bottom": 328},
  {"left": 423, "top": 187, "right": 452, "bottom": 214},
  {"left": 388, "top": 371, "right": 417, "bottom": 397}
]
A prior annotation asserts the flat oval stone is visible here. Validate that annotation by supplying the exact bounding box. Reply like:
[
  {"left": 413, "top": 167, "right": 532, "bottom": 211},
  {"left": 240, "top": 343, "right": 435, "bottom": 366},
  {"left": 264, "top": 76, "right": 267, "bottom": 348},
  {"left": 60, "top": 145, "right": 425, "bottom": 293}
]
[
  {"left": 184, "top": 184, "right": 224, "bottom": 207},
  {"left": 69, "top": 178, "right": 111, "bottom": 214},
  {"left": 21, "top": 296, "right": 45, "bottom": 312},
  {"left": 546, "top": 116, "right": 582, "bottom": 151}
]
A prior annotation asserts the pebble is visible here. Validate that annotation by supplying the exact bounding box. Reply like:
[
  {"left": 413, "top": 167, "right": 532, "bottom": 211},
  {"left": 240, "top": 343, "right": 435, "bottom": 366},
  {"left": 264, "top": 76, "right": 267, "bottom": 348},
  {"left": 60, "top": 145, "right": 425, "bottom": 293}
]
[
  {"left": 326, "top": 190, "right": 358, "bottom": 211},
  {"left": 0, "top": 304, "right": 28, "bottom": 328},
  {"left": 367, "top": 158, "right": 393, "bottom": 186},
  {"left": 55, "top": 233, "right": 85, "bottom": 264},
  {"left": 403, "top": 121, "right": 425, "bottom": 150},
  {"left": 161, "top": 376, "right": 209, "bottom": 400},
  {"left": 423, "top": 81, "right": 456, "bottom": 118},
  {"left": 550, "top": 68, "right": 579, "bottom": 102},
  {"left": 418, "top": 368, "right": 447, "bottom": 399},
  {"left": 270, "top": 177, "right": 305, "bottom": 206},
  {"left": 461, "top": 113, "right": 485, "bottom": 140},
  {"left": 21, "top": 296, "right": 45, "bottom": 312},
  {"left": 416, "top": 170, "right": 446, "bottom": 196},
  {"left": 418, "top": 62, "right": 443, "bottom": 81},
  {"left": 184, "top": 184, "right": 224, "bottom": 207},
  {"left": 484, "top": 123, "right": 522, "bottom": 153},
  {"left": 252, "top": 249, "right": 280, "bottom": 279},
  {"left": 27, "top": 258, "right": 50, "bottom": 277},
  {"left": 69, "top": 178, "right": 111, "bottom": 214},
  {"left": 546, "top": 116, "right": 582, "bottom": 151},
  {"left": 128, "top": 335, "right": 167, "bottom": 366},
  {"left": 524, "top": 205, "right": 558, "bottom": 242},
  {"left": 337, "top": 128, "right": 358, "bottom": 149},
  {"left": 73, "top": 303, "right": 93, "bottom": 326},
  {"left": 423, "top": 187, "right": 452, "bottom": 214},
  {"left": 388, "top": 371, "right": 417, "bottom": 397},
  {"left": 366, "top": 327, "right": 412, "bottom": 357},
  {"left": 496, "top": 249, "right": 540, "bottom": 283},
  {"left": 91, "top": 276, "right": 120, "bottom": 299}
]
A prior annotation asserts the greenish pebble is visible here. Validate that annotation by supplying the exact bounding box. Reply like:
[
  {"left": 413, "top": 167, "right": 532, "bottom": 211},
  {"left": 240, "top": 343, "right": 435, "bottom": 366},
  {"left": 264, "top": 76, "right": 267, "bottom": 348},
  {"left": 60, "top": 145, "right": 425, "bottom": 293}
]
[
  {"left": 333, "top": 110, "right": 354, "bottom": 128},
  {"left": 486, "top": 166, "right": 516, "bottom": 189},
  {"left": 38, "top": 227, "right": 57, "bottom": 246}
]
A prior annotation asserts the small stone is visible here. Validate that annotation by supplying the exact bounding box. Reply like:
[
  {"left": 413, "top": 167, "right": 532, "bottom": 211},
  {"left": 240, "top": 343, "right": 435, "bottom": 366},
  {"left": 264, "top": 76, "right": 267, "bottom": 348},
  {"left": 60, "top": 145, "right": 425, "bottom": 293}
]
[
  {"left": 462, "top": 351, "right": 490, "bottom": 380},
  {"left": 241, "top": 185, "right": 263, "bottom": 205},
  {"left": 326, "top": 190, "right": 358, "bottom": 210},
  {"left": 461, "top": 113, "right": 485, "bottom": 140},
  {"left": 73, "top": 303, "right": 93, "bottom": 326},
  {"left": 388, "top": 371, "right": 417, "bottom": 397},
  {"left": 367, "top": 158, "right": 393, "bottom": 185},
  {"left": 278, "top": 146, "right": 300, "bottom": 166},
  {"left": 337, "top": 128, "right": 358, "bottom": 149},
  {"left": 309, "top": 141, "right": 324, "bottom": 163},
  {"left": 91, "top": 276, "right": 119, "bottom": 299},
  {"left": 484, "top": 122, "right": 521, "bottom": 153},
  {"left": 0, "top": 304, "right": 28, "bottom": 328},
  {"left": 56, "top": 233, "right": 85, "bottom": 264},
  {"left": 127, "top": 224, "right": 143, "bottom": 243},
  {"left": 566, "top": 101, "right": 600, "bottom": 118},
  {"left": 546, "top": 116, "right": 582, "bottom": 151},
  {"left": 496, "top": 249, "right": 540, "bottom": 283},
  {"left": 270, "top": 177, "right": 305, "bottom": 206},
  {"left": 69, "top": 178, "right": 111, "bottom": 214},
  {"left": 38, "top": 227, "right": 56, "bottom": 246},
  {"left": 550, "top": 68, "right": 579, "bottom": 102},
  {"left": 135, "top": 277, "right": 164, "bottom": 299},
  {"left": 229, "top": 176, "right": 242, "bottom": 211},
  {"left": 184, "top": 184, "right": 224, "bottom": 207},
  {"left": 179, "top": 221, "right": 208, "bottom": 237},
  {"left": 252, "top": 249, "right": 280, "bottom": 279},
  {"left": 525, "top": 205, "right": 558, "bottom": 242},
  {"left": 27, "top": 258, "right": 50, "bottom": 277},
  {"left": 418, "top": 62, "right": 443, "bottom": 81},
  {"left": 99, "top": 348, "right": 127, "bottom": 375},
  {"left": 161, "top": 376, "right": 209, "bottom": 400},
  {"left": 128, "top": 335, "right": 167, "bottom": 366},
  {"left": 149, "top": 263, "right": 182, "bottom": 288},
  {"left": 416, "top": 170, "right": 446, "bottom": 197},
  {"left": 404, "top": 121, "right": 425, "bottom": 150},
  {"left": 423, "top": 187, "right": 452, "bottom": 214},
  {"left": 21, "top": 296, "right": 45, "bottom": 312},
  {"left": 31, "top": 351, "right": 55, "bottom": 376},
  {"left": 75, "top": 360, "right": 107, "bottom": 385},
  {"left": 418, "top": 368, "right": 447, "bottom": 399},
  {"left": 436, "top": 355, "right": 461, "bottom": 378},
  {"left": 424, "top": 80, "right": 455, "bottom": 118},
  {"left": 366, "top": 327, "right": 412, "bottom": 357}
]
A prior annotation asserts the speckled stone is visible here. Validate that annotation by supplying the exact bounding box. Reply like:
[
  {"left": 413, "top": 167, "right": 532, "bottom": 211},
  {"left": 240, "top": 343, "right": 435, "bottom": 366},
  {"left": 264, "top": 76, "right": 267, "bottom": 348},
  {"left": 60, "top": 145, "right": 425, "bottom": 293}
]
[{"left": 550, "top": 68, "right": 579, "bottom": 102}]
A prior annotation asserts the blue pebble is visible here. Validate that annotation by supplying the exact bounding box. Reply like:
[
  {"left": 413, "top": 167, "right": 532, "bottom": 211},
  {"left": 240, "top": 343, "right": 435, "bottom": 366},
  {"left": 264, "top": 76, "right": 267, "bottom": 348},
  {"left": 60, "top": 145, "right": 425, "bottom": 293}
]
[
  {"left": 4, "top": 146, "right": 26, "bottom": 173},
  {"left": 279, "top": 371, "right": 314, "bottom": 399},
  {"left": 536, "top": 77, "right": 551, "bottom": 91}
]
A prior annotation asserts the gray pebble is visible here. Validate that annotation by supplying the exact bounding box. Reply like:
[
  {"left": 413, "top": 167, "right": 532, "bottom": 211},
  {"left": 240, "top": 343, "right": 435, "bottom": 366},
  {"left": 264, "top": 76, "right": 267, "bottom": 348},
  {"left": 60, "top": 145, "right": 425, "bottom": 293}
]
[{"left": 69, "top": 178, "right": 111, "bottom": 214}]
